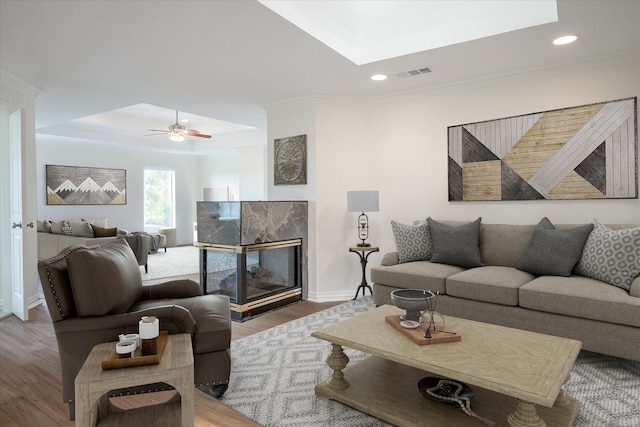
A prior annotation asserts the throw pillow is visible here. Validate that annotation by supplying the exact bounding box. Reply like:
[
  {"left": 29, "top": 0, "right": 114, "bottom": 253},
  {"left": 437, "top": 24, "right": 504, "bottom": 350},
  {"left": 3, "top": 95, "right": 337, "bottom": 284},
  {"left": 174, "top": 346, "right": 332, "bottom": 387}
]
[
  {"left": 516, "top": 217, "right": 593, "bottom": 277},
  {"left": 69, "top": 221, "right": 94, "bottom": 238},
  {"left": 37, "top": 220, "right": 52, "bottom": 233},
  {"left": 391, "top": 220, "right": 432, "bottom": 263},
  {"left": 83, "top": 217, "right": 108, "bottom": 228},
  {"left": 427, "top": 217, "right": 484, "bottom": 268},
  {"left": 50, "top": 220, "right": 67, "bottom": 235},
  {"left": 66, "top": 239, "right": 142, "bottom": 317},
  {"left": 575, "top": 219, "right": 640, "bottom": 291},
  {"left": 91, "top": 224, "right": 119, "bottom": 237}
]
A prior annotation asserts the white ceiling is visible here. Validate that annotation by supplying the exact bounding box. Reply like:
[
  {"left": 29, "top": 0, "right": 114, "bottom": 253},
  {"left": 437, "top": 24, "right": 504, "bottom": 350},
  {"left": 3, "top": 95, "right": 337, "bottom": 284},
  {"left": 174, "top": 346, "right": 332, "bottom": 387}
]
[{"left": 1, "top": 1, "right": 639, "bottom": 153}]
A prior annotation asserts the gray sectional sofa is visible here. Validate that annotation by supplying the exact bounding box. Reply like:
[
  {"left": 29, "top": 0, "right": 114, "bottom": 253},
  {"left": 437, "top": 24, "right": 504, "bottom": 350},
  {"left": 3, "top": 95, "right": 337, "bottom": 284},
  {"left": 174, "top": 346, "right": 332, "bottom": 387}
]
[{"left": 371, "top": 219, "right": 640, "bottom": 362}]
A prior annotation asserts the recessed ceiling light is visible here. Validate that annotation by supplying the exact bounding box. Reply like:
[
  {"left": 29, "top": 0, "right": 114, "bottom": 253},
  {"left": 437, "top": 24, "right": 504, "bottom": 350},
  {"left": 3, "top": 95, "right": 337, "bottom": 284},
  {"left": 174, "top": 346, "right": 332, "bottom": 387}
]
[
  {"left": 181, "top": 118, "right": 189, "bottom": 123},
  {"left": 371, "top": 74, "right": 388, "bottom": 81},
  {"left": 553, "top": 35, "right": 578, "bottom": 46}
]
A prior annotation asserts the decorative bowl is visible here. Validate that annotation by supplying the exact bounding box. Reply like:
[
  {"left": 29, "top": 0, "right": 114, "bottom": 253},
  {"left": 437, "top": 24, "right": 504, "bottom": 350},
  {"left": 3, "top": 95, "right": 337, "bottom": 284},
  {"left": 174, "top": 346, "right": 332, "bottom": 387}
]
[{"left": 390, "top": 289, "right": 434, "bottom": 322}]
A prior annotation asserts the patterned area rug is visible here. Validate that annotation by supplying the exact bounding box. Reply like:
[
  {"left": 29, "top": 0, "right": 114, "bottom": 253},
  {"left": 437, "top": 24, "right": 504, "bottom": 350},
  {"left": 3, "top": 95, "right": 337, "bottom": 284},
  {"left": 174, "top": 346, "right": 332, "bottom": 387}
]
[{"left": 217, "top": 297, "right": 640, "bottom": 426}]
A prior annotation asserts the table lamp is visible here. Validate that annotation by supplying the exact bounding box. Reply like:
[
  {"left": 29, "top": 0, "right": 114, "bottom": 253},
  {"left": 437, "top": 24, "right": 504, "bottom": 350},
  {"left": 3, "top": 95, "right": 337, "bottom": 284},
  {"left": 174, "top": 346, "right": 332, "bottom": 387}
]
[{"left": 347, "top": 190, "right": 379, "bottom": 247}]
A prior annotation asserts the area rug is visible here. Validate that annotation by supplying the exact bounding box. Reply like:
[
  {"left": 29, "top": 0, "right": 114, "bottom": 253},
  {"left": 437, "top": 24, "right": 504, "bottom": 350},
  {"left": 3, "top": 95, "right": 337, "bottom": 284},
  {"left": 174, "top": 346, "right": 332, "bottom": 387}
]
[
  {"left": 217, "top": 297, "right": 640, "bottom": 427},
  {"left": 141, "top": 245, "right": 200, "bottom": 281}
]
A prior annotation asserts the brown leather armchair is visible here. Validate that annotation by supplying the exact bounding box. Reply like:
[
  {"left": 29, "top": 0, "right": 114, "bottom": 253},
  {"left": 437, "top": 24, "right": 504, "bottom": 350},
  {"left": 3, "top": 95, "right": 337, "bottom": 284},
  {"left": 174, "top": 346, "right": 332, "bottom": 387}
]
[{"left": 38, "top": 239, "right": 231, "bottom": 420}]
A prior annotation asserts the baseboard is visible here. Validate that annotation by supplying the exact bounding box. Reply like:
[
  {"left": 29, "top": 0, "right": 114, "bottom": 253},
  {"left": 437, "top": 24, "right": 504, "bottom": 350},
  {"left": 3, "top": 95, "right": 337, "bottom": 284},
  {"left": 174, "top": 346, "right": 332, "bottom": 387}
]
[{"left": 307, "top": 290, "right": 360, "bottom": 302}]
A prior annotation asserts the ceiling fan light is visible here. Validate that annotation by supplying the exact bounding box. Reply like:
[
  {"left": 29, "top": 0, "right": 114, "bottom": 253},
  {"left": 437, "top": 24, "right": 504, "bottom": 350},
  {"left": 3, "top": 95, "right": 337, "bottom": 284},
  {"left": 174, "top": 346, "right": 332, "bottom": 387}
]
[{"left": 169, "top": 134, "right": 186, "bottom": 142}]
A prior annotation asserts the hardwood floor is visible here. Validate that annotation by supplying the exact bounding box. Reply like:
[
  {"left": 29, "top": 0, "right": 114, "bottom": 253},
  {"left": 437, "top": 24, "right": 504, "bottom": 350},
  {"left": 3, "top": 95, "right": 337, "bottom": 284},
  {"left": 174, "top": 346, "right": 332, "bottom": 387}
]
[{"left": 0, "top": 297, "right": 343, "bottom": 426}]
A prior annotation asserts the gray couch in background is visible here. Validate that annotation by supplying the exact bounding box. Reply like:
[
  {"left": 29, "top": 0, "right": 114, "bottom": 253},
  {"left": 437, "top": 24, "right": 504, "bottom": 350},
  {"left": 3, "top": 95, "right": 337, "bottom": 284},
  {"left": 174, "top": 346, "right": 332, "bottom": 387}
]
[
  {"left": 371, "top": 220, "right": 640, "bottom": 362},
  {"left": 38, "top": 232, "right": 149, "bottom": 272}
]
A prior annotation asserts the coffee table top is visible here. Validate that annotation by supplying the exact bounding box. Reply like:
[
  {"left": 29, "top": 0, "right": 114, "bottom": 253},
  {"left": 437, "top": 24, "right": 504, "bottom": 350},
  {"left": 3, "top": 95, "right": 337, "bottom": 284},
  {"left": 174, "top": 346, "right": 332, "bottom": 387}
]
[{"left": 312, "top": 305, "right": 582, "bottom": 407}]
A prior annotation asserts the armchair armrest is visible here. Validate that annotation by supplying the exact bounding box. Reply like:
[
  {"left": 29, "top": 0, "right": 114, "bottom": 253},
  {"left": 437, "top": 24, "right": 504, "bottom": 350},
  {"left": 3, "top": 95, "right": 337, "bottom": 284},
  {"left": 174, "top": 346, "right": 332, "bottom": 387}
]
[
  {"left": 53, "top": 304, "right": 196, "bottom": 336},
  {"left": 141, "top": 279, "right": 203, "bottom": 300}
]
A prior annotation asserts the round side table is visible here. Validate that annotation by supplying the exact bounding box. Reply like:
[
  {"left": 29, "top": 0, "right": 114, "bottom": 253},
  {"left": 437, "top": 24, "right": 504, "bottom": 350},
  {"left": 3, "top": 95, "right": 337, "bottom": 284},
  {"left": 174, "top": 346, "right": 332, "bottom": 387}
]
[{"left": 349, "top": 246, "right": 379, "bottom": 300}]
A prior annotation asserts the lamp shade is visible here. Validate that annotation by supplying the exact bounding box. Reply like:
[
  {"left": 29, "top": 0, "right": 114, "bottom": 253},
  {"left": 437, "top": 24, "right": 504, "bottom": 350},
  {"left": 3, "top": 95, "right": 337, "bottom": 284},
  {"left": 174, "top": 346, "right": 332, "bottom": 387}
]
[{"left": 347, "top": 191, "right": 379, "bottom": 212}]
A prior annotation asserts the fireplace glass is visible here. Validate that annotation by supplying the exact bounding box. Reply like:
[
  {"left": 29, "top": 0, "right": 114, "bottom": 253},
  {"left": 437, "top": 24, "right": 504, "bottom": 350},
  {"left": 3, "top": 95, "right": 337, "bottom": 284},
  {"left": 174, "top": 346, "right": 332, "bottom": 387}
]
[{"left": 200, "top": 240, "right": 302, "bottom": 320}]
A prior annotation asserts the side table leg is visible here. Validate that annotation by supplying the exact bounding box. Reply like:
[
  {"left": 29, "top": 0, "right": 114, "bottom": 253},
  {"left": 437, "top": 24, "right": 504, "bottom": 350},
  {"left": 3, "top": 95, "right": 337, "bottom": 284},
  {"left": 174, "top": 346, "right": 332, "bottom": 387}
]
[
  {"left": 325, "top": 344, "right": 350, "bottom": 390},
  {"left": 507, "top": 400, "right": 546, "bottom": 427}
]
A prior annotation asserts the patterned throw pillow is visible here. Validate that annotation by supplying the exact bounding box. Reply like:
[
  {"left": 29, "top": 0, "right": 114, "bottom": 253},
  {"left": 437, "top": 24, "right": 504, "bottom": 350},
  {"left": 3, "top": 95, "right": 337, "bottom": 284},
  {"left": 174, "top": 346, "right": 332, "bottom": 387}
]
[
  {"left": 391, "top": 220, "right": 432, "bottom": 264},
  {"left": 575, "top": 219, "right": 640, "bottom": 291}
]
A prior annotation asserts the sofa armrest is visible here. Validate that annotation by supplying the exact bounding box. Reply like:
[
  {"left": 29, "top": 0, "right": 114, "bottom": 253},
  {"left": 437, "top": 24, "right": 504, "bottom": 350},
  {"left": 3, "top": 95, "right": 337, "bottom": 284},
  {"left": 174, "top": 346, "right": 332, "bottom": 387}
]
[
  {"left": 381, "top": 252, "right": 399, "bottom": 266},
  {"left": 630, "top": 276, "right": 640, "bottom": 298},
  {"left": 141, "top": 279, "right": 203, "bottom": 300}
]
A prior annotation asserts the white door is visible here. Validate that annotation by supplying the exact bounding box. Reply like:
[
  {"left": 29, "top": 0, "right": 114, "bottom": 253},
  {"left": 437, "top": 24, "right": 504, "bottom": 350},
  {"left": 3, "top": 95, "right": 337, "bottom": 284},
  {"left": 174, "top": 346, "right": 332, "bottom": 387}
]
[{"left": 10, "top": 109, "right": 27, "bottom": 321}]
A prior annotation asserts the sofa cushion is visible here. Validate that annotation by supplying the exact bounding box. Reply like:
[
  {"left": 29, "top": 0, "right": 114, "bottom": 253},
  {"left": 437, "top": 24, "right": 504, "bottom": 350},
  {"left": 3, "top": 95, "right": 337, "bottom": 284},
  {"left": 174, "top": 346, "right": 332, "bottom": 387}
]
[
  {"left": 519, "top": 275, "right": 640, "bottom": 328},
  {"left": 66, "top": 239, "right": 143, "bottom": 317},
  {"left": 446, "top": 266, "right": 535, "bottom": 306},
  {"left": 391, "top": 220, "right": 432, "bottom": 263},
  {"left": 428, "top": 217, "right": 484, "bottom": 268},
  {"left": 130, "top": 294, "right": 231, "bottom": 354},
  {"left": 50, "top": 220, "right": 67, "bottom": 235},
  {"left": 92, "top": 224, "right": 119, "bottom": 237},
  {"left": 37, "top": 220, "right": 52, "bottom": 233},
  {"left": 70, "top": 221, "right": 94, "bottom": 238},
  {"left": 371, "top": 261, "right": 465, "bottom": 294},
  {"left": 479, "top": 224, "right": 537, "bottom": 267},
  {"left": 575, "top": 219, "right": 640, "bottom": 292},
  {"left": 516, "top": 217, "right": 593, "bottom": 276}
]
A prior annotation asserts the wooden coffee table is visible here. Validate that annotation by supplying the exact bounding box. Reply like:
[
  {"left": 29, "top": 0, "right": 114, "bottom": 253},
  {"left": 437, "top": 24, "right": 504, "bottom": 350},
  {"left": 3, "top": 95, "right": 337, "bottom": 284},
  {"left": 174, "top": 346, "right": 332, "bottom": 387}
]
[
  {"left": 75, "top": 333, "right": 194, "bottom": 427},
  {"left": 312, "top": 305, "right": 582, "bottom": 427}
]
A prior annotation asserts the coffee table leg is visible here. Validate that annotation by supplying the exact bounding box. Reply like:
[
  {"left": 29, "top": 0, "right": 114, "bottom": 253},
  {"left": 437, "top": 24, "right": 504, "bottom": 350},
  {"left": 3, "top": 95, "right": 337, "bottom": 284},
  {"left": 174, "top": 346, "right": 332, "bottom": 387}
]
[
  {"left": 325, "top": 344, "right": 350, "bottom": 390},
  {"left": 507, "top": 400, "right": 546, "bottom": 427}
]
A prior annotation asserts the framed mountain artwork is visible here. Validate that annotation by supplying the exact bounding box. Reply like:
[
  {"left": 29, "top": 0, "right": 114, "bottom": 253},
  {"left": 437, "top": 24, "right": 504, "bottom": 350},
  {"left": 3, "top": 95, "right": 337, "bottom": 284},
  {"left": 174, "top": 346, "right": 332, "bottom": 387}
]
[
  {"left": 448, "top": 97, "right": 637, "bottom": 201},
  {"left": 46, "top": 165, "right": 126, "bottom": 205}
]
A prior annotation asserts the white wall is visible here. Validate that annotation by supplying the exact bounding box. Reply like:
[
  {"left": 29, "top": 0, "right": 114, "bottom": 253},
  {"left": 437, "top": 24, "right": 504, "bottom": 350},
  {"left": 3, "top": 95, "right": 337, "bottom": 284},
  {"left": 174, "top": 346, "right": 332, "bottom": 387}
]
[
  {"left": 268, "top": 53, "right": 640, "bottom": 302},
  {"left": 369, "top": 54, "right": 640, "bottom": 257},
  {"left": 37, "top": 139, "right": 201, "bottom": 246},
  {"left": 197, "top": 145, "right": 266, "bottom": 201}
]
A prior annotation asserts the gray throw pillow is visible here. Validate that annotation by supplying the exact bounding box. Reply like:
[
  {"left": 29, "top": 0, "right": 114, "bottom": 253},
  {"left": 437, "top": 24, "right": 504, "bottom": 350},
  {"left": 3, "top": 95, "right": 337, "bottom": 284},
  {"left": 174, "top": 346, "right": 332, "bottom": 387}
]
[
  {"left": 516, "top": 217, "right": 593, "bottom": 277},
  {"left": 575, "top": 219, "right": 640, "bottom": 291},
  {"left": 50, "top": 220, "right": 67, "bottom": 235},
  {"left": 427, "top": 217, "right": 483, "bottom": 268},
  {"left": 391, "top": 220, "right": 432, "bottom": 263},
  {"left": 70, "top": 221, "right": 95, "bottom": 238}
]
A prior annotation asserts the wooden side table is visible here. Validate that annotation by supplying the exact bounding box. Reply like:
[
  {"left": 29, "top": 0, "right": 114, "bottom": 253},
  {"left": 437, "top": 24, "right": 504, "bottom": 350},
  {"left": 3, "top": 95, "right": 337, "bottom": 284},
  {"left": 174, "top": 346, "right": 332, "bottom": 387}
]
[
  {"left": 75, "top": 333, "right": 194, "bottom": 427},
  {"left": 349, "top": 246, "right": 379, "bottom": 300}
]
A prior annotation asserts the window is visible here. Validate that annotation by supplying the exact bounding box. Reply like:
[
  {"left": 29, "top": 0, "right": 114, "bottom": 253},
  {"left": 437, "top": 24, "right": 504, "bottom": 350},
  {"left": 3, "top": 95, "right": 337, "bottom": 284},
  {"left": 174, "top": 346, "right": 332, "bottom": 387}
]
[{"left": 144, "top": 169, "right": 175, "bottom": 228}]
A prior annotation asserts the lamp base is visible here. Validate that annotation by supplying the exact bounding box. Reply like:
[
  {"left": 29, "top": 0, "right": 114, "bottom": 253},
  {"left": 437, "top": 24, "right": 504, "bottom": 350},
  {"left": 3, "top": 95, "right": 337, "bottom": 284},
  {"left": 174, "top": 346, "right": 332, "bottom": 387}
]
[{"left": 357, "top": 242, "right": 371, "bottom": 247}]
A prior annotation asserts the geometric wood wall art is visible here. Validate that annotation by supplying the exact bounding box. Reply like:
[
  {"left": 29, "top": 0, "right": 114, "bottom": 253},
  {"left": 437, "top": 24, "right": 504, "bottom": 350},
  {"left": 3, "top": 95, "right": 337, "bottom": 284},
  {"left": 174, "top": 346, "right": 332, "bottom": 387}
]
[
  {"left": 448, "top": 97, "right": 638, "bottom": 201},
  {"left": 46, "top": 165, "right": 127, "bottom": 205}
]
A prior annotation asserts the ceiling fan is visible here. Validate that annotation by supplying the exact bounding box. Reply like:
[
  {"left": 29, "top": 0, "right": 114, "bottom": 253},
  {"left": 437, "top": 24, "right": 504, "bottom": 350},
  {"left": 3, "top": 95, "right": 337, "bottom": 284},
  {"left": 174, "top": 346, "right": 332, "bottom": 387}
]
[{"left": 146, "top": 110, "right": 212, "bottom": 141}]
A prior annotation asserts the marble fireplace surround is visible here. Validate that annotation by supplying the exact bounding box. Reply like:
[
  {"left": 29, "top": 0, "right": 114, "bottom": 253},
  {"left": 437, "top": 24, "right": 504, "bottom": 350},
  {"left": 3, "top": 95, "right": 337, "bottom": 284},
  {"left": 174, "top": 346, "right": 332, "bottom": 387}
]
[{"left": 196, "top": 201, "right": 309, "bottom": 298}]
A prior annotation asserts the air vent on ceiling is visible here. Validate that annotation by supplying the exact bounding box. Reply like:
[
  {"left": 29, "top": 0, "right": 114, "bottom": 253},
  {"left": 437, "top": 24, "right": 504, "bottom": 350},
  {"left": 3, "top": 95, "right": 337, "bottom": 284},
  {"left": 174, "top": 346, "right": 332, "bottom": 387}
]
[{"left": 397, "top": 67, "right": 432, "bottom": 78}]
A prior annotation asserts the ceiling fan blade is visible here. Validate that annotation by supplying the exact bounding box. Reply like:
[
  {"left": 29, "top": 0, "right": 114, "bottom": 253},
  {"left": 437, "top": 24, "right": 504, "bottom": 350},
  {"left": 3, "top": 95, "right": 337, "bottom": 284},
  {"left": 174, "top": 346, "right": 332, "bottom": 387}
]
[
  {"left": 188, "top": 131, "right": 212, "bottom": 139},
  {"left": 148, "top": 129, "right": 169, "bottom": 133},
  {"left": 144, "top": 132, "right": 169, "bottom": 136}
]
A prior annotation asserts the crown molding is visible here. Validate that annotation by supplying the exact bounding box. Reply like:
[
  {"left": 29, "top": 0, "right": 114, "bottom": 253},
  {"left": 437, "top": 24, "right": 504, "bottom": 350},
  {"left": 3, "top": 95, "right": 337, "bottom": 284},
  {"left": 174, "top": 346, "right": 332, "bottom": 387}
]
[{"left": 0, "top": 69, "right": 39, "bottom": 97}]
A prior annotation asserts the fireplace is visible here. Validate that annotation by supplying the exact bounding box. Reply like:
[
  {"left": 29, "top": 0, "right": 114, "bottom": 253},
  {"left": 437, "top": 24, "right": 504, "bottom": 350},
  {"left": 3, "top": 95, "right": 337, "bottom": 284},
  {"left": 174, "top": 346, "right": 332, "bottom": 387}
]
[{"left": 197, "top": 201, "right": 308, "bottom": 321}]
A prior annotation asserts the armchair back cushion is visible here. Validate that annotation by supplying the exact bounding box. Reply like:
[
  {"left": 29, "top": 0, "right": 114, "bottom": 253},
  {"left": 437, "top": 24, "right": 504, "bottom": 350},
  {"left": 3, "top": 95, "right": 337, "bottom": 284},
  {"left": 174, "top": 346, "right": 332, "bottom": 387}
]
[
  {"left": 39, "top": 246, "right": 88, "bottom": 321},
  {"left": 66, "top": 239, "right": 143, "bottom": 317}
]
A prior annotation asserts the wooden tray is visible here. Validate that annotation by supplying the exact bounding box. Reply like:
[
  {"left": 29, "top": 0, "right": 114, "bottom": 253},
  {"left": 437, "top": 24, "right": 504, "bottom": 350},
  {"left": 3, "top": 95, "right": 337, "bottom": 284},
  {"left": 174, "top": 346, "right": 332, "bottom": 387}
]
[
  {"left": 101, "top": 331, "right": 169, "bottom": 370},
  {"left": 385, "top": 315, "right": 461, "bottom": 345}
]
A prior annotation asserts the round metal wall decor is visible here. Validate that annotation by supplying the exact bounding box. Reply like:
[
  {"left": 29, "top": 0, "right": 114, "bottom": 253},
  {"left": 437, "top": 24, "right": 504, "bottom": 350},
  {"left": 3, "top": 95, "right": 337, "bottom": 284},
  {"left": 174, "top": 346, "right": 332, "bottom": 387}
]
[{"left": 274, "top": 134, "right": 307, "bottom": 185}]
